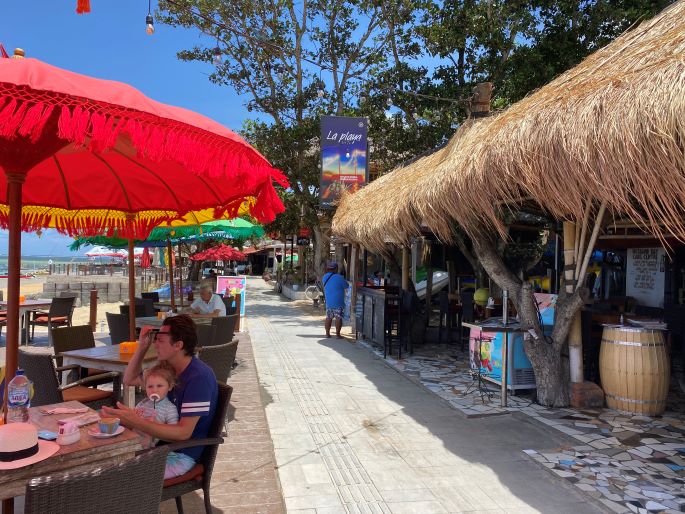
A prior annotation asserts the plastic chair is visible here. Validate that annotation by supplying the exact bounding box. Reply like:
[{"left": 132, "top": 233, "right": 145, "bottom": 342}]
[
  {"left": 18, "top": 348, "right": 120, "bottom": 409},
  {"left": 222, "top": 295, "right": 237, "bottom": 315},
  {"left": 438, "top": 290, "right": 459, "bottom": 344},
  {"left": 25, "top": 446, "right": 169, "bottom": 514},
  {"left": 383, "top": 289, "right": 401, "bottom": 359},
  {"left": 29, "top": 296, "right": 76, "bottom": 343},
  {"left": 106, "top": 312, "right": 130, "bottom": 345},
  {"left": 161, "top": 382, "right": 233, "bottom": 514}
]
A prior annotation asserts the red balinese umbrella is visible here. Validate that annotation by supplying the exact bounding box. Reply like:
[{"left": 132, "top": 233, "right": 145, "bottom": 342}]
[
  {"left": 0, "top": 55, "right": 288, "bottom": 398},
  {"left": 191, "top": 244, "right": 247, "bottom": 262}
]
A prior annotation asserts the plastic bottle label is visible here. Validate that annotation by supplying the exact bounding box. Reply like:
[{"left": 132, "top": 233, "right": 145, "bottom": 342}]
[{"left": 8, "top": 390, "right": 29, "bottom": 406}]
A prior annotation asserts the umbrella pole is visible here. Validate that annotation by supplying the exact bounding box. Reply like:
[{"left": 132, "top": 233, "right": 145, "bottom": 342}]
[
  {"left": 178, "top": 244, "right": 184, "bottom": 309},
  {"left": 167, "top": 239, "right": 175, "bottom": 311},
  {"left": 3, "top": 173, "right": 25, "bottom": 419},
  {"left": 128, "top": 237, "right": 136, "bottom": 342}
]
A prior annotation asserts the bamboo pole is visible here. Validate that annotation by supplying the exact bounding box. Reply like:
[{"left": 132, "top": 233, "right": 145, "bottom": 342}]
[
  {"left": 401, "top": 247, "right": 410, "bottom": 291},
  {"left": 576, "top": 201, "right": 607, "bottom": 292}
]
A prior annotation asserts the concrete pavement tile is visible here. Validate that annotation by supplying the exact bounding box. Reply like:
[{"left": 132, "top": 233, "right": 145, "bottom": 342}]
[
  {"left": 385, "top": 500, "right": 449, "bottom": 513},
  {"left": 284, "top": 494, "right": 345, "bottom": 510},
  {"left": 378, "top": 488, "right": 438, "bottom": 503}
]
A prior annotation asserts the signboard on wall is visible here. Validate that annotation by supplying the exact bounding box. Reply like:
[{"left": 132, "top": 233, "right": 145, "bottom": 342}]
[
  {"left": 320, "top": 115, "right": 368, "bottom": 208},
  {"left": 216, "top": 275, "right": 246, "bottom": 316},
  {"left": 626, "top": 248, "right": 665, "bottom": 308}
]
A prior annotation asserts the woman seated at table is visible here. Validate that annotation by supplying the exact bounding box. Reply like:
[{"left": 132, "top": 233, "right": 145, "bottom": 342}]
[
  {"left": 102, "top": 315, "right": 218, "bottom": 479},
  {"left": 185, "top": 283, "right": 226, "bottom": 317}
]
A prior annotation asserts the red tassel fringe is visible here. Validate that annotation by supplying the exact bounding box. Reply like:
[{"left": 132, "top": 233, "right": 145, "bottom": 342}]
[{"left": 76, "top": 0, "right": 91, "bottom": 14}]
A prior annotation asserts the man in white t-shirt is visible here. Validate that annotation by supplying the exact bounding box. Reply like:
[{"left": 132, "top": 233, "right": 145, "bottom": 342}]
[{"left": 187, "top": 284, "right": 226, "bottom": 317}]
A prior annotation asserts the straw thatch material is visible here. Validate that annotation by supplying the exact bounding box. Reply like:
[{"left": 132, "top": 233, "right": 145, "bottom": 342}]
[
  {"left": 334, "top": 0, "right": 685, "bottom": 247},
  {"left": 333, "top": 122, "right": 476, "bottom": 251}
]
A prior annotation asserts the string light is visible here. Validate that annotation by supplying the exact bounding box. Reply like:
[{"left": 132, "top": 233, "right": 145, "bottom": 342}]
[
  {"left": 145, "top": 0, "right": 155, "bottom": 35},
  {"left": 317, "top": 70, "right": 325, "bottom": 98},
  {"left": 212, "top": 38, "right": 222, "bottom": 66}
]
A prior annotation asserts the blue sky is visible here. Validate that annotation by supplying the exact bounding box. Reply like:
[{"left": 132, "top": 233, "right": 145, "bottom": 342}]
[{"left": 1, "top": 1, "right": 251, "bottom": 255}]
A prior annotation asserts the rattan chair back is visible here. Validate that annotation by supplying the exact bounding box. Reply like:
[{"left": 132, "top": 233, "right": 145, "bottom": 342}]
[
  {"left": 107, "top": 312, "right": 130, "bottom": 345},
  {"left": 198, "top": 341, "right": 239, "bottom": 383},
  {"left": 25, "top": 446, "right": 169, "bottom": 514}
]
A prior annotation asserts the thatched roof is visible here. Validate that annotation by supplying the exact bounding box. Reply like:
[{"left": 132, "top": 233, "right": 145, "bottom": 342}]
[{"left": 333, "top": 0, "right": 685, "bottom": 250}]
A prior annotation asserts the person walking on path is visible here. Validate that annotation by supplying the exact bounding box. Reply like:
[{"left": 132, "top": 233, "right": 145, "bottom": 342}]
[{"left": 322, "top": 261, "right": 349, "bottom": 339}]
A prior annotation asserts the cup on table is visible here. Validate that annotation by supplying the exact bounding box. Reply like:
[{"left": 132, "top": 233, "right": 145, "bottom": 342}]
[{"left": 98, "top": 417, "right": 120, "bottom": 434}]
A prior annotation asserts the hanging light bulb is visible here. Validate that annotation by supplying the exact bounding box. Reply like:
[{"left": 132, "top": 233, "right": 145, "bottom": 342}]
[
  {"left": 317, "top": 88, "right": 325, "bottom": 98},
  {"left": 212, "top": 46, "right": 222, "bottom": 66},
  {"left": 146, "top": 14, "right": 155, "bottom": 34},
  {"left": 35, "top": 229, "right": 43, "bottom": 238},
  {"left": 345, "top": 151, "right": 350, "bottom": 158},
  {"left": 317, "top": 70, "right": 325, "bottom": 98},
  {"left": 145, "top": 0, "right": 154, "bottom": 35},
  {"left": 359, "top": 94, "right": 366, "bottom": 105},
  {"left": 386, "top": 97, "right": 393, "bottom": 107}
]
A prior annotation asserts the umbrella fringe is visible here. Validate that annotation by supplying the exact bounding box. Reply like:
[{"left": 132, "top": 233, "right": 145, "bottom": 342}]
[{"left": 0, "top": 95, "right": 289, "bottom": 191}]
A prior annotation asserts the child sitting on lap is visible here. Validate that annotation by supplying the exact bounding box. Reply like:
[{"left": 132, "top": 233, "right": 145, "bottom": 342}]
[{"left": 135, "top": 362, "right": 179, "bottom": 447}]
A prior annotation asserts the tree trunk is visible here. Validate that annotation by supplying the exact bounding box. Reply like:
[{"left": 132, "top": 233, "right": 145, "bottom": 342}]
[
  {"left": 471, "top": 235, "right": 585, "bottom": 407},
  {"left": 312, "top": 220, "right": 330, "bottom": 280}
]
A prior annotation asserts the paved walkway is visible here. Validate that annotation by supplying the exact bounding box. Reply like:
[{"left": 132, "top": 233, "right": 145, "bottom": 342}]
[{"left": 247, "top": 278, "right": 599, "bottom": 514}]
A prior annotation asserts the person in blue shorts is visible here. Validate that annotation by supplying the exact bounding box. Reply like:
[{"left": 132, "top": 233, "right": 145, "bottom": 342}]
[
  {"left": 103, "top": 315, "right": 218, "bottom": 479},
  {"left": 322, "top": 261, "right": 349, "bottom": 339}
]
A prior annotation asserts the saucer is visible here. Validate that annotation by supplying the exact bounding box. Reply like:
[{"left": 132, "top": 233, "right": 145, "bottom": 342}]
[{"left": 88, "top": 426, "right": 125, "bottom": 438}]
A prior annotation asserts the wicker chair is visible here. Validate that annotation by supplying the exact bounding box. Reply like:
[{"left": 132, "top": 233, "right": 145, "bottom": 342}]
[
  {"left": 51, "top": 325, "right": 118, "bottom": 388},
  {"left": 106, "top": 312, "right": 130, "bottom": 345},
  {"left": 206, "top": 315, "right": 238, "bottom": 347},
  {"left": 161, "top": 382, "right": 233, "bottom": 514},
  {"left": 18, "top": 348, "right": 120, "bottom": 409},
  {"left": 141, "top": 291, "right": 160, "bottom": 302},
  {"left": 25, "top": 446, "right": 169, "bottom": 514},
  {"left": 29, "top": 296, "right": 76, "bottom": 342},
  {"left": 198, "top": 341, "right": 239, "bottom": 383}
]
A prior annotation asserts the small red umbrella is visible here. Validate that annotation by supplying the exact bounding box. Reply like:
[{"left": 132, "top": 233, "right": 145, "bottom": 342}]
[{"left": 191, "top": 244, "right": 247, "bottom": 262}]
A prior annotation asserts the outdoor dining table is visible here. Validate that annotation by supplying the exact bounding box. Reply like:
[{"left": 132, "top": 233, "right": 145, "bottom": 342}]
[
  {"left": 60, "top": 345, "right": 158, "bottom": 407},
  {"left": 0, "top": 298, "right": 52, "bottom": 345},
  {"left": 0, "top": 400, "right": 142, "bottom": 501}
]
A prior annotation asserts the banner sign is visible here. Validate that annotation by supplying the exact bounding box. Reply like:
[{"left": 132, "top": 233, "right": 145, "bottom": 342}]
[
  {"left": 216, "top": 275, "right": 246, "bottom": 316},
  {"left": 320, "top": 115, "right": 368, "bottom": 208},
  {"left": 626, "top": 248, "right": 665, "bottom": 308}
]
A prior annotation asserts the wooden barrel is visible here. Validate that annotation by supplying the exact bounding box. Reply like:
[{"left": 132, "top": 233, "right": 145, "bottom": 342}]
[{"left": 599, "top": 325, "right": 670, "bottom": 415}]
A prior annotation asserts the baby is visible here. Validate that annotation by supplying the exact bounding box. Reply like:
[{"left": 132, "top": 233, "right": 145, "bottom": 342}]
[{"left": 134, "top": 362, "right": 178, "bottom": 448}]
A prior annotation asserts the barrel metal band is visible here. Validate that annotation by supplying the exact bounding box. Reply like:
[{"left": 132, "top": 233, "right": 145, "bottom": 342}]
[
  {"left": 601, "top": 339, "right": 665, "bottom": 347},
  {"left": 605, "top": 392, "right": 664, "bottom": 405}
]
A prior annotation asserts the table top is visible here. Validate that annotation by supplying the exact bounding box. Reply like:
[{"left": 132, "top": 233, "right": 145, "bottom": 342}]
[
  {"left": 463, "top": 317, "right": 528, "bottom": 333},
  {"left": 0, "top": 298, "right": 52, "bottom": 307},
  {"left": 60, "top": 344, "right": 157, "bottom": 366},
  {"left": 135, "top": 315, "right": 213, "bottom": 328},
  {"left": 0, "top": 401, "right": 141, "bottom": 500}
]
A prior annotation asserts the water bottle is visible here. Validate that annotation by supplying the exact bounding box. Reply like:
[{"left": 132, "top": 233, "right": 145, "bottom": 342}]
[{"left": 7, "top": 370, "right": 31, "bottom": 423}]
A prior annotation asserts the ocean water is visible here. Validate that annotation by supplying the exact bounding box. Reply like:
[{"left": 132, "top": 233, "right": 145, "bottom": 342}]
[{"left": 0, "top": 255, "right": 93, "bottom": 275}]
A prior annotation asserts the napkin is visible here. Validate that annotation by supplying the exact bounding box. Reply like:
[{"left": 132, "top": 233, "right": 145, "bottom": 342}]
[
  {"left": 41, "top": 407, "right": 89, "bottom": 415},
  {"left": 58, "top": 413, "right": 100, "bottom": 427}
]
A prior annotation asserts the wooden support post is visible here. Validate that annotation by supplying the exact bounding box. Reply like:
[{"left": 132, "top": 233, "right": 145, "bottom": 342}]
[
  {"left": 234, "top": 295, "right": 241, "bottom": 332},
  {"left": 401, "top": 247, "right": 410, "bottom": 291},
  {"left": 127, "top": 238, "right": 136, "bottom": 342},
  {"left": 167, "top": 239, "right": 175, "bottom": 311},
  {"left": 349, "top": 244, "right": 359, "bottom": 335},
  {"left": 563, "top": 221, "right": 583, "bottom": 383},
  {"left": 425, "top": 240, "right": 433, "bottom": 322},
  {"left": 89, "top": 289, "right": 98, "bottom": 332}
]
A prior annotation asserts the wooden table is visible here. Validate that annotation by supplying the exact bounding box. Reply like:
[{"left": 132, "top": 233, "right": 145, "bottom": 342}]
[
  {"left": 0, "top": 400, "right": 142, "bottom": 501},
  {"left": 0, "top": 299, "right": 52, "bottom": 345},
  {"left": 135, "top": 315, "right": 213, "bottom": 329},
  {"left": 61, "top": 345, "right": 158, "bottom": 406}
]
